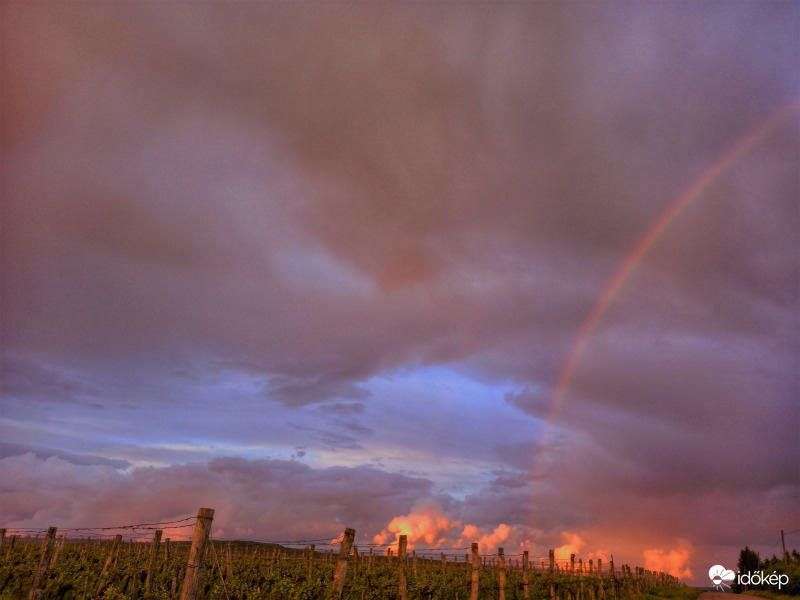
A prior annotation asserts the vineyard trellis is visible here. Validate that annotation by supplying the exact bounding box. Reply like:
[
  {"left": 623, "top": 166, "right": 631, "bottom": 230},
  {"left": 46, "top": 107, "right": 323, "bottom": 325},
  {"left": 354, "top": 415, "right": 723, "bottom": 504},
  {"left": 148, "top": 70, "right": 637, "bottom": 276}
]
[{"left": 0, "top": 507, "right": 682, "bottom": 600}]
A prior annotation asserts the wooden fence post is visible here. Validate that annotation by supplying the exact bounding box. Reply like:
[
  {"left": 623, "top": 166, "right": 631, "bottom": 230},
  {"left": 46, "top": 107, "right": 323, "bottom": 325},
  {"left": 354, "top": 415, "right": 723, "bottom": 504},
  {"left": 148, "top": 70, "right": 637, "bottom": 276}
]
[
  {"left": 498, "top": 548, "right": 506, "bottom": 600},
  {"left": 49, "top": 534, "right": 65, "bottom": 569},
  {"left": 180, "top": 507, "right": 215, "bottom": 600},
  {"left": 469, "top": 543, "right": 479, "bottom": 600},
  {"left": 226, "top": 542, "right": 234, "bottom": 583},
  {"left": 95, "top": 533, "right": 122, "bottom": 597},
  {"left": 609, "top": 557, "right": 616, "bottom": 600},
  {"left": 145, "top": 529, "right": 162, "bottom": 598},
  {"left": 523, "top": 550, "right": 530, "bottom": 600},
  {"left": 598, "top": 559, "right": 606, "bottom": 600},
  {"left": 398, "top": 535, "right": 408, "bottom": 600},
  {"left": 329, "top": 528, "right": 355, "bottom": 600},
  {"left": 28, "top": 526, "right": 57, "bottom": 600},
  {"left": 6, "top": 535, "right": 17, "bottom": 560}
]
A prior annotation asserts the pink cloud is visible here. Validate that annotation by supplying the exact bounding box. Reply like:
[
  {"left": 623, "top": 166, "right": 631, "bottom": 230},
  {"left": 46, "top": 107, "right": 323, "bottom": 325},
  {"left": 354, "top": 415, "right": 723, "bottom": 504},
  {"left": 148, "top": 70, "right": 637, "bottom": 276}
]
[
  {"left": 373, "top": 504, "right": 462, "bottom": 551},
  {"left": 644, "top": 540, "right": 693, "bottom": 579}
]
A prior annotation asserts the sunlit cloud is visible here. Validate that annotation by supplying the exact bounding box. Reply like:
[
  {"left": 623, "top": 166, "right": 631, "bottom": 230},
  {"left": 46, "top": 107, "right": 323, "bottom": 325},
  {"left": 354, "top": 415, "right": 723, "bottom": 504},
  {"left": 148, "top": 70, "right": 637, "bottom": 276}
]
[{"left": 644, "top": 540, "right": 694, "bottom": 579}]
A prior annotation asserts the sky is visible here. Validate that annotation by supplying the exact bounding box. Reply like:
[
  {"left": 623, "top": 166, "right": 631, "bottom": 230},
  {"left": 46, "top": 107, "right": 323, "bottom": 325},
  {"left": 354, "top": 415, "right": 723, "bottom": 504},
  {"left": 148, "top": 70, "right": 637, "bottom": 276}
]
[{"left": 1, "top": 1, "right": 799, "bottom": 586}]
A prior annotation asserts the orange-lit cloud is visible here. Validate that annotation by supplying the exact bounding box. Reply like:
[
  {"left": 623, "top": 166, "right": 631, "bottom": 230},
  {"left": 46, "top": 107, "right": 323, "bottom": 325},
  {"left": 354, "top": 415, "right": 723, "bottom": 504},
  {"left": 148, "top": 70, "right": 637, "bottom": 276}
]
[
  {"left": 644, "top": 540, "right": 693, "bottom": 579},
  {"left": 554, "top": 531, "right": 586, "bottom": 560},
  {"left": 459, "top": 523, "right": 511, "bottom": 553},
  {"left": 375, "top": 506, "right": 528, "bottom": 555},
  {"left": 550, "top": 532, "right": 613, "bottom": 570},
  {"left": 373, "top": 504, "right": 461, "bottom": 550}
]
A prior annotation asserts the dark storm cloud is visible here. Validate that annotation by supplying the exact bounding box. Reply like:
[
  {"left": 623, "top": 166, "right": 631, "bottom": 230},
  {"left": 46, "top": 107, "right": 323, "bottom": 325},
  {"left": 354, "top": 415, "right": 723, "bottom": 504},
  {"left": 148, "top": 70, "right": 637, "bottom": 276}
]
[
  {"left": 0, "top": 454, "right": 434, "bottom": 540},
  {"left": 0, "top": 443, "right": 131, "bottom": 470},
  {"left": 1, "top": 355, "right": 90, "bottom": 402},
  {"left": 265, "top": 374, "right": 372, "bottom": 408},
  {"left": 5, "top": 2, "right": 796, "bottom": 392}
]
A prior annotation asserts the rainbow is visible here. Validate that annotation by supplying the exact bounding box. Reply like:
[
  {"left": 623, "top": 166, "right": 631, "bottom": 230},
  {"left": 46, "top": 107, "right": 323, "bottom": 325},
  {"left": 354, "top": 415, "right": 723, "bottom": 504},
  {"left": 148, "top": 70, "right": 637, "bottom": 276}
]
[{"left": 540, "top": 98, "right": 800, "bottom": 441}]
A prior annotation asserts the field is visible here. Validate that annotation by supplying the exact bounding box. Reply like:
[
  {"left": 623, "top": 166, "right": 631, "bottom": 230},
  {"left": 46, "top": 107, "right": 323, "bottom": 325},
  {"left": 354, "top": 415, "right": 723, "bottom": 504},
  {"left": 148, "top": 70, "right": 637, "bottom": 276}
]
[{"left": 0, "top": 515, "right": 682, "bottom": 600}]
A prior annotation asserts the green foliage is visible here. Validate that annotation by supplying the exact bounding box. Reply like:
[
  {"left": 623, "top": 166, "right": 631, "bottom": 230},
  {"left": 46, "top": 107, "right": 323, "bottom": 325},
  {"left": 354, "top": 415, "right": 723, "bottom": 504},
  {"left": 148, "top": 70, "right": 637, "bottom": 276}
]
[
  {"left": 732, "top": 546, "right": 800, "bottom": 596},
  {"left": 736, "top": 546, "right": 761, "bottom": 590},
  {"left": 629, "top": 587, "right": 704, "bottom": 600},
  {"left": 0, "top": 538, "right": 686, "bottom": 600}
]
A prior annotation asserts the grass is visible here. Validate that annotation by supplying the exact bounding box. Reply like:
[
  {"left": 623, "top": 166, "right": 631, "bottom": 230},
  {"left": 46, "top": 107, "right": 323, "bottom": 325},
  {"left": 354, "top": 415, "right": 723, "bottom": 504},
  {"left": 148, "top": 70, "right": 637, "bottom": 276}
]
[{"left": 632, "top": 586, "right": 705, "bottom": 600}]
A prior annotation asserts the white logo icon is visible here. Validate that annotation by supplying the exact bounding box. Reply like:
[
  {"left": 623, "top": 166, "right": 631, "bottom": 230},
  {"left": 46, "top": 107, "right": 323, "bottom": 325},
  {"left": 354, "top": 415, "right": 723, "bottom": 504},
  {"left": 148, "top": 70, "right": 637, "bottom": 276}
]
[{"left": 709, "top": 565, "right": 735, "bottom": 591}]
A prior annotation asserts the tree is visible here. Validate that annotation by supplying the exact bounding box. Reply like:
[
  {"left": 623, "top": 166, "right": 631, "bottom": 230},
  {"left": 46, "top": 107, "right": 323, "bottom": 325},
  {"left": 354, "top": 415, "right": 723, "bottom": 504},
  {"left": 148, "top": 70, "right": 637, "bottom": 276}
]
[{"left": 733, "top": 546, "right": 760, "bottom": 592}]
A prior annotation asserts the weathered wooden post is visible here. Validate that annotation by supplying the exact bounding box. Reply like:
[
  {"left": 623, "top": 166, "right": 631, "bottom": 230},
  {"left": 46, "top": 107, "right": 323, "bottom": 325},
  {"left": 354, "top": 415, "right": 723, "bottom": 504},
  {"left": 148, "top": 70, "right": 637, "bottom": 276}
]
[
  {"left": 498, "top": 548, "right": 506, "bottom": 600},
  {"left": 145, "top": 529, "right": 162, "bottom": 597},
  {"left": 469, "top": 543, "right": 479, "bottom": 600},
  {"left": 6, "top": 535, "right": 17, "bottom": 560},
  {"left": 0, "top": 529, "right": 5, "bottom": 556},
  {"left": 599, "top": 559, "right": 606, "bottom": 600},
  {"left": 398, "top": 536, "right": 408, "bottom": 600},
  {"left": 130, "top": 558, "right": 140, "bottom": 600},
  {"left": 609, "top": 557, "right": 616, "bottom": 600},
  {"left": 549, "top": 550, "right": 556, "bottom": 600},
  {"left": 180, "top": 508, "right": 215, "bottom": 600},
  {"left": 95, "top": 533, "right": 122, "bottom": 597},
  {"left": 329, "top": 528, "right": 355, "bottom": 600},
  {"left": 441, "top": 552, "right": 446, "bottom": 574},
  {"left": 523, "top": 550, "right": 530, "bottom": 600},
  {"left": 49, "top": 534, "right": 65, "bottom": 569},
  {"left": 226, "top": 542, "right": 234, "bottom": 582},
  {"left": 28, "top": 527, "right": 57, "bottom": 600}
]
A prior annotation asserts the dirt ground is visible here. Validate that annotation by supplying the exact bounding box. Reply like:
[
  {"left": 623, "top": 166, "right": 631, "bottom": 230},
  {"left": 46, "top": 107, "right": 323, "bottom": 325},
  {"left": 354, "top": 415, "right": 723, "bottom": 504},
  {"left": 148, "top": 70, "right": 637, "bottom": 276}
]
[{"left": 698, "top": 593, "right": 768, "bottom": 600}]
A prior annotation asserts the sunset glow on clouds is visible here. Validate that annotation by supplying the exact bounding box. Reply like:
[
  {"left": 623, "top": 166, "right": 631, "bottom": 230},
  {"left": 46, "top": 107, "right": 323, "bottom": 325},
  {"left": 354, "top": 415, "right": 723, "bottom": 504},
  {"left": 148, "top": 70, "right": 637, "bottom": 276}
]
[
  {"left": 373, "top": 504, "right": 462, "bottom": 550},
  {"left": 2, "top": 1, "right": 798, "bottom": 586},
  {"left": 645, "top": 541, "right": 694, "bottom": 580}
]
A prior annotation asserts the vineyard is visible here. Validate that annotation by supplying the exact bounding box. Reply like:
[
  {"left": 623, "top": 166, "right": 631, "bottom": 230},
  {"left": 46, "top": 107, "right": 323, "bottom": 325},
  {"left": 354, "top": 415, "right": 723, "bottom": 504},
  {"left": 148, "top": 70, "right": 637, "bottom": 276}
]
[{"left": 0, "top": 508, "right": 681, "bottom": 600}]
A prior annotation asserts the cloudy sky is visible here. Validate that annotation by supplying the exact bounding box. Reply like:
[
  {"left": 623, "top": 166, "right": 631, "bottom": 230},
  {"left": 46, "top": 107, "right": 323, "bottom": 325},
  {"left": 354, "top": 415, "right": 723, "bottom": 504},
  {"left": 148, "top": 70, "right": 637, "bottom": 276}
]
[{"left": 2, "top": 1, "right": 798, "bottom": 584}]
